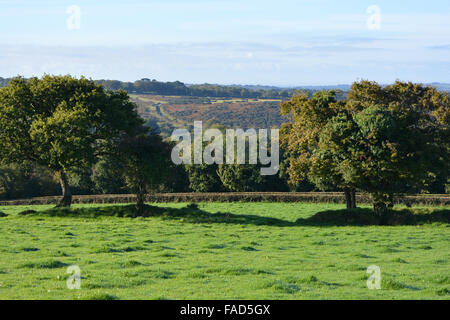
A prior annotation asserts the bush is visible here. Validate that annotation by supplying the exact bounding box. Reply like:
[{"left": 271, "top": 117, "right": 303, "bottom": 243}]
[
  {"left": 186, "top": 164, "right": 223, "bottom": 192},
  {"left": 0, "top": 163, "right": 59, "bottom": 200},
  {"left": 92, "top": 158, "right": 127, "bottom": 194}
]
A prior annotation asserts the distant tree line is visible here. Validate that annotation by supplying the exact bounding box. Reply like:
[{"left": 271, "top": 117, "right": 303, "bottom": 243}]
[
  {"left": 1, "top": 77, "right": 348, "bottom": 100},
  {"left": 97, "top": 79, "right": 316, "bottom": 99},
  {"left": 0, "top": 77, "right": 9, "bottom": 88}
]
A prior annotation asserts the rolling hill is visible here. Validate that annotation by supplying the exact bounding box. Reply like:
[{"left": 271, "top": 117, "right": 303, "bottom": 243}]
[{"left": 131, "top": 94, "right": 288, "bottom": 137}]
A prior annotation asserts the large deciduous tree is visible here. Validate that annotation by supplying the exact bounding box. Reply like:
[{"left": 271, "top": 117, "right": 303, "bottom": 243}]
[
  {"left": 345, "top": 81, "right": 449, "bottom": 218},
  {"left": 282, "top": 81, "right": 450, "bottom": 220},
  {"left": 0, "top": 75, "right": 144, "bottom": 207},
  {"left": 281, "top": 90, "right": 357, "bottom": 208}
]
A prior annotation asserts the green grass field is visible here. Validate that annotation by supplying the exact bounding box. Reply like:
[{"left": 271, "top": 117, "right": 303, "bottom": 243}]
[{"left": 0, "top": 202, "right": 448, "bottom": 300}]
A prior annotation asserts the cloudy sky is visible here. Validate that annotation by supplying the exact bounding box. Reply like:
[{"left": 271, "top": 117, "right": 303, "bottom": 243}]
[{"left": 0, "top": 0, "right": 449, "bottom": 86}]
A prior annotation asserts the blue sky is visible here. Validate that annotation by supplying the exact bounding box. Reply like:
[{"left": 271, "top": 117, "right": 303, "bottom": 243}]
[{"left": 0, "top": 0, "right": 449, "bottom": 86}]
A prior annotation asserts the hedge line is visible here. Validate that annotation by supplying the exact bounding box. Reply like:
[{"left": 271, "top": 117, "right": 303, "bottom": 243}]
[{"left": 0, "top": 192, "right": 449, "bottom": 206}]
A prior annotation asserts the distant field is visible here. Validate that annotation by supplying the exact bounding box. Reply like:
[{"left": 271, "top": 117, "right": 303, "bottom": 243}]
[
  {"left": 130, "top": 94, "right": 287, "bottom": 136},
  {"left": 0, "top": 202, "right": 448, "bottom": 300}
]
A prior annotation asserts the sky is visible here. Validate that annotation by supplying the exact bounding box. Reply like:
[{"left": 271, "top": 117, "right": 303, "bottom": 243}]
[{"left": 0, "top": 0, "right": 449, "bottom": 86}]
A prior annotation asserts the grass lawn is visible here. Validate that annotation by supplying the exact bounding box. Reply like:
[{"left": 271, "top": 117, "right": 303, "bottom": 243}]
[{"left": 0, "top": 202, "right": 448, "bottom": 300}]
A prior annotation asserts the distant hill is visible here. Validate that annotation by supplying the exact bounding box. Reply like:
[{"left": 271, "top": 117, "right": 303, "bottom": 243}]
[
  {"left": 429, "top": 83, "right": 450, "bottom": 92},
  {"left": 130, "top": 94, "right": 288, "bottom": 137},
  {"left": 0, "top": 77, "right": 346, "bottom": 99},
  {"left": 291, "top": 84, "right": 352, "bottom": 91},
  {"left": 2, "top": 77, "right": 449, "bottom": 96},
  {"left": 210, "top": 83, "right": 450, "bottom": 92},
  {"left": 95, "top": 79, "right": 306, "bottom": 99}
]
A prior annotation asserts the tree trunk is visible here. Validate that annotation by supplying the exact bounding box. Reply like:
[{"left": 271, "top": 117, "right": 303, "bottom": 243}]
[
  {"left": 136, "top": 194, "right": 145, "bottom": 216},
  {"left": 372, "top": 193, "right": 394, "bottom": 225},
  {"left": 350, "top": 189, "right": 357, "bottom": 208},
  {"left": 57, "top": 171, "right": 72, "bottom": 208},
  {"left": 344, "top": 188, "right": 357, "bottom": 209},
  {"left": 387, "top": 194, "right": 394, "bottom": 208},
  {"left": 373, "top": 202, "right": 389, "bottom": 225},
  {"left": 344, "top": 189, "right": 352, "bottom": 209},
  {"left": 135, "top": 183, "right": 146, "bottom": 216}
]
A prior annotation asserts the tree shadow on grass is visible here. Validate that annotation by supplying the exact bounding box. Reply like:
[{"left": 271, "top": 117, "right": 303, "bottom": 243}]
[
  {"left": 296, "top": 208, "right": 450, "bottom": 226},
  {"left": 18, "top": 204, "right": 449, "bottom": 227},
  {"left": 150, "top": 205, "right": 297, "bottom": 227},
  {"left": 19, "top": 204, "right": 296, "bottom": 227}
]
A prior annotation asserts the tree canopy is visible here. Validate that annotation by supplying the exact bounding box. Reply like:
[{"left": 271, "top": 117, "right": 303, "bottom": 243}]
[
  {"left": 281, "top": 81, "right": 450, "bottom": 217},
  {"left": 0, "top": 75, "right": 144, "bottom": 206},
  {"left": 114, "top": 132, "right": 172, "bottom": 214}
]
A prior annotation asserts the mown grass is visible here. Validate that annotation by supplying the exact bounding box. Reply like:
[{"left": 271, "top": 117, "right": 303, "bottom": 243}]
[{"left": 0, "top": 202, "right": 448, "bottom": 300}]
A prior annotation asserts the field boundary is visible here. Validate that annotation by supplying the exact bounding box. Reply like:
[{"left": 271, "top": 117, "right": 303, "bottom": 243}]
[{"left": 0, "top": 192, "right": 449, "bottom": 206}]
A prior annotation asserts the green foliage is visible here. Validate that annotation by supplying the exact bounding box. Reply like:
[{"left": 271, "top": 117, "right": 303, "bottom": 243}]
[
  {"left": 217, "top": 164, "right": 288, "bottom": 192},
  {"left": 282, "top": 81, "right": 450, "bottom": 213},
  {"left": 0, "top": 163, "right": 59, "bottom": 200},
  {"left": 217, "top": 164, "right": 263, "bottom": 192},
  {"left": 348, "top": 82, "right": 449, "bottom": 212},
  {"left": 92, "top": 158, "right": 127, "bottom": 194},
  {"left": 185, "top": 164, "right": 223, "bottom": 192},
  {"left": 162, "top": 163, "right": 190, "bottom": 192},
  {"left": 114, "top": 132, "right": 173, "bottom": 213},
  {"left": 68, "top": 167, "right": 95, "bottom": 195},
  {"left": 0, "top": 75, "right": 145, "bottom": 206},
  {"left": 281, "top": 90, "right": 346, "bottom": 188}
]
